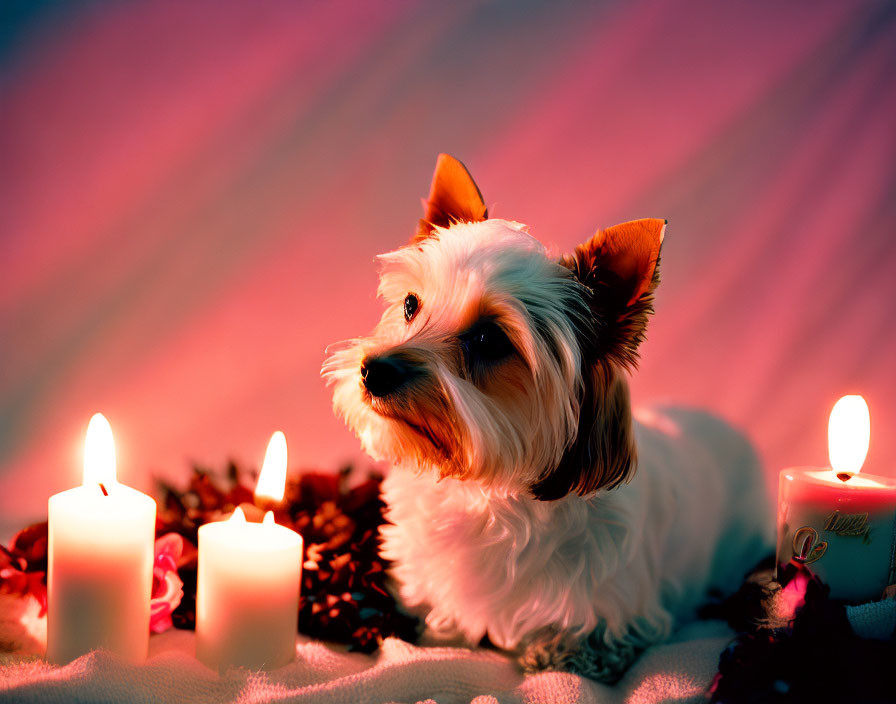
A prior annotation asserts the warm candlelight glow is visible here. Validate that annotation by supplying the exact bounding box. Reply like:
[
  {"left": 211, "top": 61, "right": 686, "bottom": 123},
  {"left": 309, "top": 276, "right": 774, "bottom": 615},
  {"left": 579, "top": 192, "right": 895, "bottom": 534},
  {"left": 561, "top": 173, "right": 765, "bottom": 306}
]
[
  {"left": 83, "top": 413, "right": 116, "bottom": 487},
  {"left": 828, "top": 395, "right": 870, "bottom": 477},
  {"left": 263, "top": 510, "right": 275, "bottom": 527},
  {"left": 255, "top": 431, "right": 287, "bottom": 502},
  {"left": 777, "top": 394, "right": 896, "bottom": 603}
]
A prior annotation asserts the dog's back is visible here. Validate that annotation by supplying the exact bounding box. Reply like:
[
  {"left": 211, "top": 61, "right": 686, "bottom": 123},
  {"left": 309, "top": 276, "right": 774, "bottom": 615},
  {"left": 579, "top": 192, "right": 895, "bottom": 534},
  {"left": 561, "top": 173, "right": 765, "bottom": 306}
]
[{"left": 633, "top": 406, "right": 772, "bottom": 624}]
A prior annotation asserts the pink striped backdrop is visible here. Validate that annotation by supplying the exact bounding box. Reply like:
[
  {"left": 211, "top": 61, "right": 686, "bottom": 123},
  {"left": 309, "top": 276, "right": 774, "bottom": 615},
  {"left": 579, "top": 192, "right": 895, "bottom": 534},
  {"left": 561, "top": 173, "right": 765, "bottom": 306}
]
[{"left": 2, "top": 0, "right": 895, "bottom": 535}]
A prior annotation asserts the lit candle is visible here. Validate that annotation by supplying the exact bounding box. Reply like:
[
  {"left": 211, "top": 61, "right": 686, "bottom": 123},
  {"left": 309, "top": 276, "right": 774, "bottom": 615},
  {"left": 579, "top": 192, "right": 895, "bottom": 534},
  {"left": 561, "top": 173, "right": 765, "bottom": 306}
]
[
  {"left": 196, "top": 431, "right": 302, "bottom": 670},
  {"left": 47, "top": 413, "right": 157, "bottom": 663},
  {"left": 777, "top": 395, "right": 896, "bottom": 602}
]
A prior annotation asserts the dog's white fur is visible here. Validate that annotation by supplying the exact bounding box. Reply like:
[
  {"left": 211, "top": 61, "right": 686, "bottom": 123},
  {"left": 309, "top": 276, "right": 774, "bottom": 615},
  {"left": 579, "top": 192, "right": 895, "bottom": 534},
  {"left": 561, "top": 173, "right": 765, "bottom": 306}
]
[{"left": 324, "top": 199, "right": 770, "bottom": 673}]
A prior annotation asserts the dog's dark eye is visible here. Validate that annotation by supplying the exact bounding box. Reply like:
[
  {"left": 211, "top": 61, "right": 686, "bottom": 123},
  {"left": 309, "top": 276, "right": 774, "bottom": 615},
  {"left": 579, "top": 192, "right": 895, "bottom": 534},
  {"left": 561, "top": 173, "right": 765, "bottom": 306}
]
[
  {"left": 404, "top": 293, "right": 419, "bottom": 322},
  {"left": 460, "top": 320, "right": 514, "bottom": 368}
]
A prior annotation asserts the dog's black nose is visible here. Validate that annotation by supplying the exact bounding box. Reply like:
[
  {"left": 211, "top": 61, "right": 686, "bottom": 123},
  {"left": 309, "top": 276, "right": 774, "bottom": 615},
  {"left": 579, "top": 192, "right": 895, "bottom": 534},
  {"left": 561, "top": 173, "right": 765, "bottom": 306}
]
[{"left": 361, "top": 355, "right": 412, "bottom": 397}]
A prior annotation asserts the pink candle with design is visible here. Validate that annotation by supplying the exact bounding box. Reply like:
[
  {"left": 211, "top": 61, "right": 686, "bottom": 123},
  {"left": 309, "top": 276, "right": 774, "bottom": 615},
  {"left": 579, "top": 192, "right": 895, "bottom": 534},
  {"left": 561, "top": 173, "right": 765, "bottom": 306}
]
[
  {"left": 47, "top": 414, "right": 156, "bottom": 663},
  {"left": 777, "top": 396, "right": 896, "bottom": 602},
  {"left": 196, "top": 432, "right": 302, "bottom": 671}
]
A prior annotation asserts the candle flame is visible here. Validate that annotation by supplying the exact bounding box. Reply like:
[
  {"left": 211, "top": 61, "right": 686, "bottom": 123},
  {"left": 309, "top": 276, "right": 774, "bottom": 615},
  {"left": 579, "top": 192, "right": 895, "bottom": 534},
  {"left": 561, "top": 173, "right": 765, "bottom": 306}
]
[
  {"left": 255, "top": 431, "right": 287, "bottom": 502},
  {"left": 263, "top": 511, "right": 275, "bottom": 527},
  {"left": 230, "top": 506, "right": 247, "bottom": 523},
  {"left": 83, "top": 413, "right": 116, "bottom": 486},
  {"left": 828, "top": 395, "right": 870, "bottom": 477}
]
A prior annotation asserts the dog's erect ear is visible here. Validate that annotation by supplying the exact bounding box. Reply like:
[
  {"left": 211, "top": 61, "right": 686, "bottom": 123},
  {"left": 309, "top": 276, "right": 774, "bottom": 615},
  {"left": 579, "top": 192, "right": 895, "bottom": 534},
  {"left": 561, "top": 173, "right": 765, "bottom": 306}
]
[
  {"left": 412, "top": 154, "right": 488, "bottom": 243},
  {"left": 561, "top": 218, "right": 665, "bottom": 370},
  {"left": 531, "top": 366, "right": 636, "bottom": 500}
]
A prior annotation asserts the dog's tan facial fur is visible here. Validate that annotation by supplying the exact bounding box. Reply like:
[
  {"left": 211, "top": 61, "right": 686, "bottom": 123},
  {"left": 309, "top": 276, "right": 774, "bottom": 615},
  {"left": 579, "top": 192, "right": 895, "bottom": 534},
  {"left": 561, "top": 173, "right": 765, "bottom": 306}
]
[
  {"left": 323, "top": 154, "right": 664, "bottom": 499},
  {"left": 360, "top": 346, "right": 464, "bottom": 474}
]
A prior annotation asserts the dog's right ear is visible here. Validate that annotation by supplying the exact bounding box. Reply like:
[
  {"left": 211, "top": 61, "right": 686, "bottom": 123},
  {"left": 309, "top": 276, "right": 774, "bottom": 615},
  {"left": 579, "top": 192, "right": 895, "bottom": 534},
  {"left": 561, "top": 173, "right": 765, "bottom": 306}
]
[{"left": 413, "top": 154, "right": 488, "bottom": 243}]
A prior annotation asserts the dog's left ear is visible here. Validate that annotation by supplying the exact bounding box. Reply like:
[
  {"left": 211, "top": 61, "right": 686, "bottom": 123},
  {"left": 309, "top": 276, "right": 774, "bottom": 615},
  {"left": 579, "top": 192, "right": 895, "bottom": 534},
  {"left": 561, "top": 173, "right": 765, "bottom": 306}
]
[
  {"left": 560, "top": 218, "right": 665, "bottom": 370},
  {"left": 412, "top": 154, "right": 488, "bottom": 243}
]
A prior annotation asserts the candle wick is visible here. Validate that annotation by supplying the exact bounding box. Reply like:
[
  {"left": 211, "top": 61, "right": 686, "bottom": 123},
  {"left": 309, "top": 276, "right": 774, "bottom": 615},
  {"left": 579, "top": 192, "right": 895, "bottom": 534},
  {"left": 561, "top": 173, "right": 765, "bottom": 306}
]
[
  {"left": 836, "top": 472, "right": 854, "bottom": 483},
  {"left": 99, "top": 482, "right": 109, "bottom": 496}
]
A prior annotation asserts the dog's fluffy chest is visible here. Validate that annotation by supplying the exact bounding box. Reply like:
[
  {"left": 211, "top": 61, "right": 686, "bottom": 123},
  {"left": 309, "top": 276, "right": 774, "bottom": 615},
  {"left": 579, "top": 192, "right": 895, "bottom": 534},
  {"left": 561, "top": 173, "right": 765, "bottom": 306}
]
[{"left": 379, "top": 467, "right": 653, "bottom": 649}]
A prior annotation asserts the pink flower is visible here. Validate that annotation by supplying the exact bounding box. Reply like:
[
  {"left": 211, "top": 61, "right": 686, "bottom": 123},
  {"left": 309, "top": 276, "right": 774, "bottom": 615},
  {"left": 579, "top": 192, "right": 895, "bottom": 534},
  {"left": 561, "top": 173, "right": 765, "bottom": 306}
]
[{"left": 150, "top": 533, "right": 184, "bottom": 634}]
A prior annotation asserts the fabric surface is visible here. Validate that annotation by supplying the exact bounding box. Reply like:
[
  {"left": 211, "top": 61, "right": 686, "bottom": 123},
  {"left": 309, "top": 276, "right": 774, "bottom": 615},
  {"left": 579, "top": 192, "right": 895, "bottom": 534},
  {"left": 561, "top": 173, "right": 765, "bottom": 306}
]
[
  {"left": 2, "top": 0, "right": 896, "bottom": 539},
  {"left": 0, "top": 595, "right": 732, "bottom": 704}
]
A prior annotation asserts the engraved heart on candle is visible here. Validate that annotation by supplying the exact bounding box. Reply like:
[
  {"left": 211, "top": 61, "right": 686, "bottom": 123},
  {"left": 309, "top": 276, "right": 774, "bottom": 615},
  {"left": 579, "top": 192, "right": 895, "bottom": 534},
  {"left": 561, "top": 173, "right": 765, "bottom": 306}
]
[{"left": 792, "top": 525, "right": 827, "bottom": 564}]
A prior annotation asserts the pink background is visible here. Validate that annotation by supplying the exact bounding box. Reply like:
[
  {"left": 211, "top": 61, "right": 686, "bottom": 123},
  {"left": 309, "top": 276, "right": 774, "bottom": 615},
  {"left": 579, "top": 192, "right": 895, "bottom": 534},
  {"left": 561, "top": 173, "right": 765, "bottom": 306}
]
[{"left": 2, "top": 0, "right": 895, "bottom": 537}]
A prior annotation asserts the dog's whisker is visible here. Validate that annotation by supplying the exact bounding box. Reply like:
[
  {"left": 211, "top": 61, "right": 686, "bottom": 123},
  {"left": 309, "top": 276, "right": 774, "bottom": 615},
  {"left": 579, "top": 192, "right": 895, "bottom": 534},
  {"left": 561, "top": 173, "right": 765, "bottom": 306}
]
[{"left": 323, "top": 338, "right": 363, "bottom": 357}]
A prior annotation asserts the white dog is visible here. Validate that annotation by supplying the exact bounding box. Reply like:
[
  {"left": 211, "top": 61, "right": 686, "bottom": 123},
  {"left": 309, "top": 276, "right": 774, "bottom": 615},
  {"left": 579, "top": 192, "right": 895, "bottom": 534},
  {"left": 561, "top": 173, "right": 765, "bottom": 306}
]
[{"left": 323, "top": 154, "right": 770, "bottom": 680}]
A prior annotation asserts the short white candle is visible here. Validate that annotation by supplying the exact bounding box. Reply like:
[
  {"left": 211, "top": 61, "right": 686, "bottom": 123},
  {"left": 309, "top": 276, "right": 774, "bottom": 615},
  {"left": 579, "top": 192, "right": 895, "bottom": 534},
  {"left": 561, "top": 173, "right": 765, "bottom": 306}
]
[
  {"left": 196, "top": 432, "right": 303, "bottom": 671},
  {"left": 47, "top": 414, "right": 156, "bottom": 664}
]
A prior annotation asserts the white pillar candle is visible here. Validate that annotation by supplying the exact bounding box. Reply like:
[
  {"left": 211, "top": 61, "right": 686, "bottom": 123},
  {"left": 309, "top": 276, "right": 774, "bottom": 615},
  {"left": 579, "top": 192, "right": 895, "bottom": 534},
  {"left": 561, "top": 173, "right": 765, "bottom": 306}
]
[
  {"left": 47, "top": 414, "right": 156, "bottom": 664},
  {"left": 777, "top": 395, "right": 896, "bottom": 602},
  {"left": 196, "top": 432, "right": 303, "bottom": 671}
]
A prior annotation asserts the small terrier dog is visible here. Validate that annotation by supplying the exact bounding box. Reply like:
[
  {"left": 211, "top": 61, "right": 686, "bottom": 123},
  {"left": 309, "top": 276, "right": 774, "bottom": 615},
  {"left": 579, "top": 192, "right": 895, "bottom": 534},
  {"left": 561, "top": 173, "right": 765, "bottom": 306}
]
[{"left": 323, "top": 155, "right": 770, "bottom": 681}]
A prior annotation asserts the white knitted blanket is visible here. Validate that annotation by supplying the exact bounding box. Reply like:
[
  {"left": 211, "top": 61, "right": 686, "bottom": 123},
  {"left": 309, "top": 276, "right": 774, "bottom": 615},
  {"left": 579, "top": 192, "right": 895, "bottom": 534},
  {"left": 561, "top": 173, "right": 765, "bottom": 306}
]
[{"left": 0, "top": 596, "right": 730, "bottom": 704}]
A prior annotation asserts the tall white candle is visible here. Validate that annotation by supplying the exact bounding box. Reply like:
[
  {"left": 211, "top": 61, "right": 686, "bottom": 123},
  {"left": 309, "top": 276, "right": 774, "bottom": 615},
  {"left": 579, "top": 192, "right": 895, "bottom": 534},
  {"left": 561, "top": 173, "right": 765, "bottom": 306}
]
[
  {"left": 196, "top": 432, "right": 303, "bottom": 671},
  {"left": 47, "top": 414, "right": 156, "bottom": 664}
]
